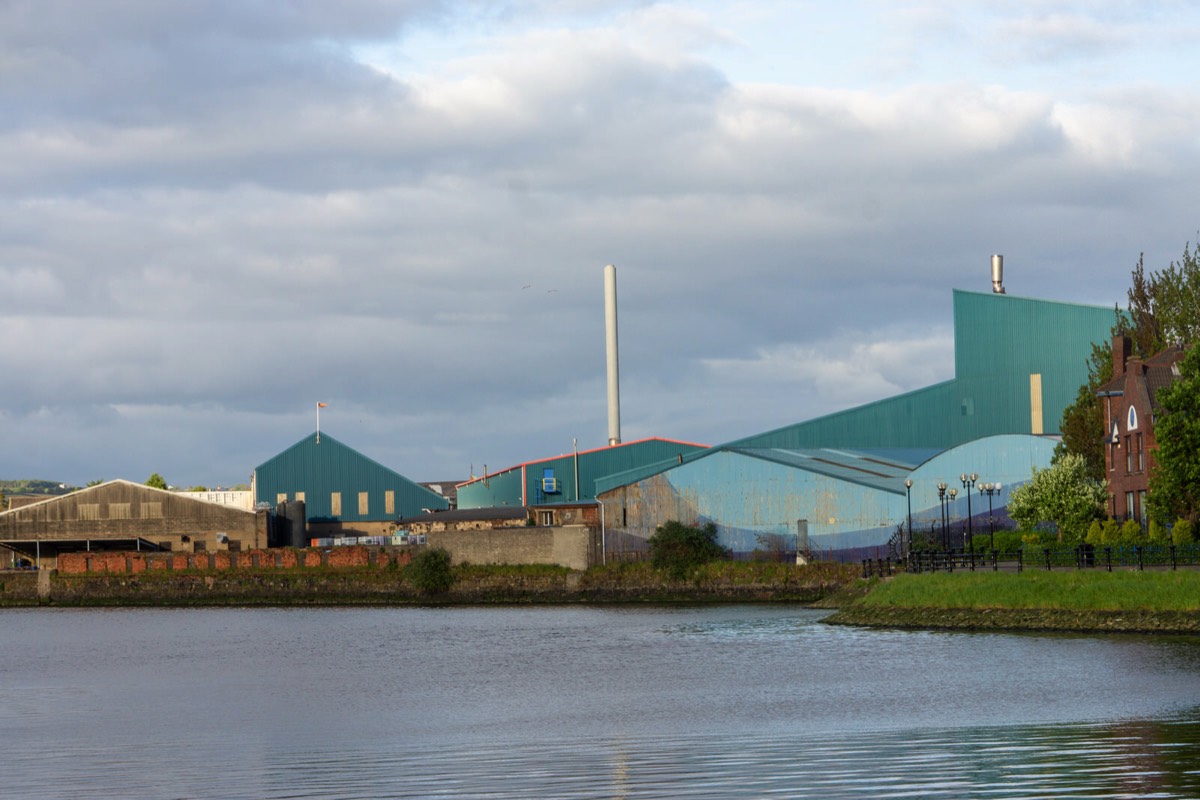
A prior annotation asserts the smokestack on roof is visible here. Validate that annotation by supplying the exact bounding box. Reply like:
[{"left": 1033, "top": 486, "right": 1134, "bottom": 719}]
[
  {"left": 604, "top": 264, "right": 621, "bottom": 446},
  {"left": 991, "top": 254, "right": 1006, "bottom": 294}
]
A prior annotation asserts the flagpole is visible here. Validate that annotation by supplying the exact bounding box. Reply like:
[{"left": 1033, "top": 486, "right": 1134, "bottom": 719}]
[{"left": 316, "top": 402, "right": 322, "bottom": 443}]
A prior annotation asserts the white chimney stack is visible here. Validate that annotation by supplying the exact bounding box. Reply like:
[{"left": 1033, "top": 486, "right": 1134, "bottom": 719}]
[
  {"left": 604, "top": 264, "right": 621, "bottom": 446},
  {"left": 991, "top": 254, "right": 1006, "bottom": 294}
]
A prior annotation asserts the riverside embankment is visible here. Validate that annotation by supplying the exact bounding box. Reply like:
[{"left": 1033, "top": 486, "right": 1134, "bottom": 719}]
[
  {"left": 0, "top": 558, "right": 860, "bottom": 607},
  {"left": 826, "top": 570, "right": 1200, "bottom": 634}
]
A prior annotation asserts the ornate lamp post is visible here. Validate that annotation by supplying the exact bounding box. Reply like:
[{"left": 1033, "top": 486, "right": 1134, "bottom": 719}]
[
  {"left": 961, "top": 473, "right": 977, "bottom": 553},
  {"left": 904, "top": 478, "right": 913, "bottom": 554},
  {"left": 937, "top": 482, "right": 948, "bottom": 550},
  {"left": 982, "top": 482, "right": 1000, "bottom": 551},
  {"left": 948, "top": 488, "right": 958, "bottom": 550}
]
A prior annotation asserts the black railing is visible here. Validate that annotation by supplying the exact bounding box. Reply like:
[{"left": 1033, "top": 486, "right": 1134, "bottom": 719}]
[{"left": 906, "top": 544, "right": 1200, "bottom": 574}]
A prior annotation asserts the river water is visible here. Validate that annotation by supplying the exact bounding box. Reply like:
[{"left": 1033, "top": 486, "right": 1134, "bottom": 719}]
[{"left": 5, "top": 605, "right": 1200, "bottom": 799}]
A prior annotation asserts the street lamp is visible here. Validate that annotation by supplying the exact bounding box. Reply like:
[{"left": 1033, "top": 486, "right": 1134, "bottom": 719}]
[
  {"left": 937, "top": 482, "right": 948, "bottom": 550},
  {"left": 904, "top": 478, "right": 913, "bottom": 554},
  {"left": 948, "top": 488, "right": 958, "bottom": 550},
  {"left": 981, "top": 482, "right": 1000, "bottom": 551},
  {"left": 961, "top": 473, "right": 977, "bottom": 553}
]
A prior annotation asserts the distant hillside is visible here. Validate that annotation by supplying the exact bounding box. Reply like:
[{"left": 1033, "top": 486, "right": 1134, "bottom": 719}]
[{"left": 0, "top": 479, "right": 81, "bottom": 497}]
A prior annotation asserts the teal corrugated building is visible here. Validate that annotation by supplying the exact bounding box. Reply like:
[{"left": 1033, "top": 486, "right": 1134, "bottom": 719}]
[
  {"left": 253, "top": 433, "right": 448, "bottom": 532},
  {"left": 598, "top": 289, "right": 1117, "bottom": 557},
  {"left": 728, "top": 290, "right": 1116, "bottom": 450},
  {"left": 457, "top": 437, "right": 709, "bottom": 509}
]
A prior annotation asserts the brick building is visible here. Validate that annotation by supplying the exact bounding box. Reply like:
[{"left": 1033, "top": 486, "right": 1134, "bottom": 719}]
[{"left": 1096, "top": 335, "right": 1186, "bottom": 523}]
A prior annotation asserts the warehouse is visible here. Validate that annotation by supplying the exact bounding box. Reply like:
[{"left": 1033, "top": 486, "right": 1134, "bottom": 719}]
[
  {"left": 0, "top": 480, "right": 266, "bottom": 568},
  {"left": 252, "top": 432, "right": 449, "bottom": 539},
  {"left": 597, "top": 287, "right": 1115, "bottom": 557},
  {"left": 456, "top": 437, "right": 708, "bottom": 509}
]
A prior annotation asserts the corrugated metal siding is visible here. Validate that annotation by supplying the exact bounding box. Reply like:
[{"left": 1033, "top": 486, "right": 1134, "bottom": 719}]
[
  {"left": 458, "top": 439, "right": 708, "bottom": 508},
  {"left": 253, "top": 433, "right": 448, "bottom": 521},
  {"left": 724, "top": 291, "right": 1113, "bottom": 452},
  {"left": 456, "top": 469, "right": 525, "bottom": 509},
  {"left": 600, "top": 434, "right": 1056, "bottom": 554}
]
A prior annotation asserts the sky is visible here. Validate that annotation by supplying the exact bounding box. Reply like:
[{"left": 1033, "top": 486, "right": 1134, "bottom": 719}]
[{"left": 3, "top": 0, "right": 1200, "bottom": 489}]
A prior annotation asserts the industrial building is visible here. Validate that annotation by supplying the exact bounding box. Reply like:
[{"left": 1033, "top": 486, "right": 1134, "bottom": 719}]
[
  {"left": 596, "top": 280, "right": 1117, "bottom": 557},
  {"left": 252, "top": 432, "right": 449, "bottom": 539},
  {"left": 455, "top": 437, "right": 708, "bottom": 509},
  {"left": 0, "top": 480, "right": 266, "bottom": 567}
]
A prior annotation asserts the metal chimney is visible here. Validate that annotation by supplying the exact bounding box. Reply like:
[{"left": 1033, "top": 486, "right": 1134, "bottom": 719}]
[
  {"left": 991, "top": 254, "right": 1006, "bottom": 294},
  {"left": 604, "top": 264, "right": 621, "bottom": 446}
]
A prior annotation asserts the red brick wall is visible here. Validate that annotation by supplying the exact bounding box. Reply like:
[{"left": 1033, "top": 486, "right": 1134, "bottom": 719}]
[{"left": 56, "top": 546, "right": 406, "bottom": 575}]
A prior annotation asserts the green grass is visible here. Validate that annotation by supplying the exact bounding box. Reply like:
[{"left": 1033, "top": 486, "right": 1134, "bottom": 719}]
[{"left": 859, "top": 570, "right": 1200, "bottom": 613}]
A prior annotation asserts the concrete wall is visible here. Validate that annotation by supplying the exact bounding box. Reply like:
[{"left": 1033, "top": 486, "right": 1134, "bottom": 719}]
[{"left": 428, "top": 525, "right": 598, "bottom": 570}]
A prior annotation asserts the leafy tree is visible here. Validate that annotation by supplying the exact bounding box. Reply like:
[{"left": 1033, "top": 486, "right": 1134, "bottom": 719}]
[
  {"left": 145, "top": 473, "right": 168, "bottom": 490},
  {"left": 406, "top": 547, "right": 454, "bottom": 595},
  {"left": 1007, "top": 454, "right": 1106, "bottom": 541},
  {"left": 1147, "top": 344, "right": 1200, "bottom": 524},
  {"left": 86, "top": 479, "right": 104, "bottom": 487},
  {"left": 1057, "top": 240, "right": 1200, "bottom": 479},
  {"left": 649, "top": 520, "right": 730, "bottom": 579},
  {"left": 187, "top": 486, "right": 209, "bottom": 492},
  {"left": 1054, "top": 341, "right": 1113, "bottom": 482}
]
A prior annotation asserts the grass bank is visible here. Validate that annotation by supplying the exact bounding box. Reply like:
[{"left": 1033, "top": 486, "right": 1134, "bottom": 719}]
[{"left": 825, "top": 570, "right": 1200, "bottom": 633}]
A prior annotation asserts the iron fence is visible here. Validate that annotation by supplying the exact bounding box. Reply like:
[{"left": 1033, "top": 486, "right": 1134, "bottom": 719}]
[{"left": 900, "top": 544, "right": 1200, "bottom": 575}]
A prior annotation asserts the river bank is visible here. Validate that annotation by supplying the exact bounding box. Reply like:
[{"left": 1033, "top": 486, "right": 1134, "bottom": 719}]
[
  {"left": 825, "top": 570, "right": 1200, "bottom": 634},
  {"left": 0, "top": 560, "right": 860, "bottom": 607}
]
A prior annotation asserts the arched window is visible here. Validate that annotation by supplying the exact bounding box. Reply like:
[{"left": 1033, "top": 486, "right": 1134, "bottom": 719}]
[{"left": 1127, "top": 405, "right": 1138, "bottom": 430}]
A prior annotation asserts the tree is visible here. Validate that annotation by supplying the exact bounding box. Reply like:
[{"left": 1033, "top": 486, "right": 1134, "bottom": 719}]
[
  {"left": 648, "top": 520, "right": 730, "bottom": 579},
  {"left": 406, "top": 547, "right": 454, "bottom": 595},
  {"left": 1007, "top": 453, "right": 1106, "bottom": 542},
  {"left": 1057, "top": 240, "right": 1200, "bottom": 479},
  {"left": 1147, "top": 344, "right": 1200, "bottom": 524},
  {"left": 86, "top": 479, "right": 104, "bottom": 487},
  {"left": 1054, "top": 340, "right": 1113, "bottom": 482},
  {"left": 145, "top": 473, "right": 168, "bottom": 490}
]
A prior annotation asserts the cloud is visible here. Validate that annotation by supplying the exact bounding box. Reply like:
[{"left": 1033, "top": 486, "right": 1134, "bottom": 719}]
[{"left": 1, "top": 1, "right": 1197, "bottom": 485}]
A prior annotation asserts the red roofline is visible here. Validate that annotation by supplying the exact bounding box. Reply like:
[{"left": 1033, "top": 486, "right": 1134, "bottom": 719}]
[{"left": 455, "top": 437, "right": 710, "bottom": 488}]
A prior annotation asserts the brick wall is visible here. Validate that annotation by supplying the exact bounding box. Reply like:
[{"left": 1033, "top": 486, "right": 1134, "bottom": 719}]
[{"left": 56, "top": 546, "right": 413, "bottom": 575}]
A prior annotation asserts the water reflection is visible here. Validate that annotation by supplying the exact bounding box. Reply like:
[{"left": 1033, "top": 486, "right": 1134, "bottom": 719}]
[{"left": 5, "top": 606, "right": 1200, "bottom": 799}]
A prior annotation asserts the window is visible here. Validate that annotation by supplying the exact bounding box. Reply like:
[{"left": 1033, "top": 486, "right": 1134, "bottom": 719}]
[
  {"left": 1125, "top": 436, "right": 1133, "bottom": 473},
  {"left": 1109, "top": 441, "right": 1117, "bottom": 472},
  {"left": 140, "top": 502, "right": 163, "bottom": 519},
  {"left": 331, "top": 492, "right": 342, "bottom": 516},
  {"left": 79, "top": 504, "right": 100, "bottom": 521},
  {"left": 1138, "top": 490, "right": 1148, "bottom": 525},
  {"left": 108, "top": 503, "right": 131, "bottom": 520},
  {"left": 538, "top": 510, "right": 554, "bottom": 526},
  {"left": 276, "top": 493, "right": 287, "bottom": 504},
  {"left": 1128, "top": 405, "right": 1138, "bottom": 430},
  {"left": 1126, "top": 492, "right": 1135, "bottom": 520},
  {"left": 358, "top": 492, "right": 369, "bottom": 515},
  {"left": 295, "top": 492, "right": 305, "bottom": 503},
  {"left": 1135, "top": 433, "right": 1144, "bottom": 472},
  {"left": 385, "top": 491, "right": 395, "bottom": 515}
]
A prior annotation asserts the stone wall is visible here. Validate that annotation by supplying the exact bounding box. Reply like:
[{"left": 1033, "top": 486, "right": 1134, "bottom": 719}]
[{"left": 428, "top": 525, "right": 599, "bottom": 571}]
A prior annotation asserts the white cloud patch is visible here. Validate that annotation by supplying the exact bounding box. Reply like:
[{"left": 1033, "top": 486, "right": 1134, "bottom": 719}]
[{"left": 0, "top": 1, "right": 1198, "bottom": 484}]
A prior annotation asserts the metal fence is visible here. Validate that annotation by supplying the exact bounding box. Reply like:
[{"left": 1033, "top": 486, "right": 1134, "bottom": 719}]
[{"left": 869, "top": 544, "right": 1200, "bottom": 577}]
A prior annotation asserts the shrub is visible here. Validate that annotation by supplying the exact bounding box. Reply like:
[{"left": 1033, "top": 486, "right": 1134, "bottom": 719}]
[
  {"left": 1173, "top": 519, "right": 1196, "bottom": 546},
  {"left": 1085, "top": 520, "right": 1103, "bottom": 546},
  {"left": 1149, "top": 519, "right": 1169, "bottom": 544},
  {"left": 406, "top": 547, "right": 454, "bottom": 595},
  {"left": 1119, "top": 519, "right": 1144, "bottom": 546},
  {"left": 1100, "top": 518, "right": 1122, "bottom": 546},
  {"left": 649, "top": 520, "right": 730, "bottom": 579}
]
